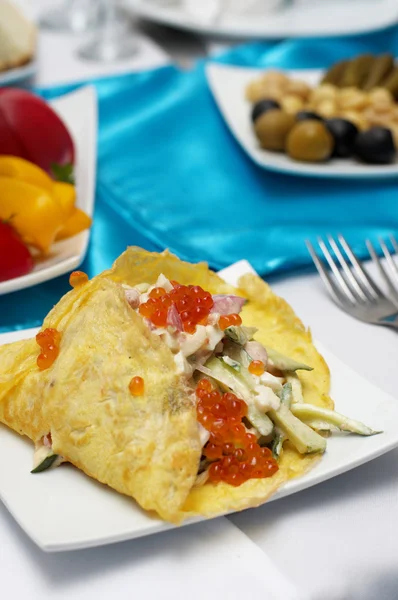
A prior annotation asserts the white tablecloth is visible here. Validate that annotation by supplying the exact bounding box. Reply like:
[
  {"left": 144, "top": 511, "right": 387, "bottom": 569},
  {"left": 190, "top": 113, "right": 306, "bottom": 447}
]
[{"left": 2, "top": 3, "right": 398, "bottom": 599}]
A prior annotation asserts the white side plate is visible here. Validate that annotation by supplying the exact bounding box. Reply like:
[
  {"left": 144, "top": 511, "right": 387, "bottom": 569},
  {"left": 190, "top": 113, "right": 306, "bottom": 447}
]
[
  {"left": 0, "top": 85, "right": 97, "bottom": 296},
  {"left": 206, "top": 63, "right": 398, "bottom": 179},
  {"left": 124, "top": 0, "right": 398, "bottom": 39},
  {"left": 1, "top": 260, "right": 398, "bottom": 552}
]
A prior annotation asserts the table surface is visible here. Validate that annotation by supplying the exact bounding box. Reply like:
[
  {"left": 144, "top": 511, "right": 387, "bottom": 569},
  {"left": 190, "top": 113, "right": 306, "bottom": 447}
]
[{"left": 2, "top": 3, "right": 398, "bottom": 600}]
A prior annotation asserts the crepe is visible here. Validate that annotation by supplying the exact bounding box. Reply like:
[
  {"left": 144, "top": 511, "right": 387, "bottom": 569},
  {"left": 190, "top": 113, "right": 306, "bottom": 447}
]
[{"left": 0, "top": 248, "right": 332, "bottom": 522}]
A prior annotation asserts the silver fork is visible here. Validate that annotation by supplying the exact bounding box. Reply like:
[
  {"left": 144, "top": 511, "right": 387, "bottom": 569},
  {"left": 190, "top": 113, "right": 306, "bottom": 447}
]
[{"left": 306, "top": 234, "right": 398, "bottom": 328}]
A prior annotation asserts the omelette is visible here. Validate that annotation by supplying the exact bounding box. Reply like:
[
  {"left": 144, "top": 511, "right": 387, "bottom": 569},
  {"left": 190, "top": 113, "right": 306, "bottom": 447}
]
[{"left": 0, "top": 248, "right": 378, "bottom": 523}]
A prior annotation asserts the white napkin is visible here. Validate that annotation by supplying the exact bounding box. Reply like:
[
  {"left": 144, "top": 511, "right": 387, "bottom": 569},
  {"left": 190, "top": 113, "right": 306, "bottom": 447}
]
[{"left": 0, "top": 498, "right": 301, "bottom": 600}]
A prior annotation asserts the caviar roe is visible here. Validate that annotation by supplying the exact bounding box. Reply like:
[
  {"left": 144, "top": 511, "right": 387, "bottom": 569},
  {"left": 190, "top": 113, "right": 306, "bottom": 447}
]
[
  {"left": 139, "top": 282, "right": 214, "bottom": 334},
  {"left": 248, "top": 360, "right": 265, "bottom": 376},
  {"left": 36, "top": 328, "right": 61, "bottom": 370},
  {"left": 196, "top": 378, "right": 278, "bottom": 486},
  {"left": 218, "top": 313, "right": 242, "bottom": 331},
  {"left": 69, "top": 270, "right": 89, "bottom": 288},
  {"left": 129, "top": 376, "right": 145, "bottom": 396}
]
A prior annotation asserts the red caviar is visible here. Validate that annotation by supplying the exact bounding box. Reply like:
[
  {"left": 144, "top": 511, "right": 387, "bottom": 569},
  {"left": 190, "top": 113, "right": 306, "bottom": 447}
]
[
  {"left": 69, "top": 270, "right": 89, "bottom": 288},
  {"left": 129, "top": 376, "right": 145, "bottom": 396},
  {"left": 196, "top": 378, "right": 278, "bottom": 486},
  {"left": 248, "top": 360, "right": 265, "bottom": 376},
  {"left": 36, "top": 327, "right": 61, "bottom": 370},
  {"left": 218, "top": 313, "right": 242, "bottom": 331},
  {"left": 139, "top": 282, "right": 214, "bottom": 334}
]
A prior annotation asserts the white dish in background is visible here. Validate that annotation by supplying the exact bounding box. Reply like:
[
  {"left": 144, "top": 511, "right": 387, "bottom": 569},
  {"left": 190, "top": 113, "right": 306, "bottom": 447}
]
[
  {"left": 0, "top": 60, "right": 36, "bottom": 86},
  {"left": 124, "top": 0, "right": 398, "bottom": 39},
  {"left": 1, "top": 260, "right": 398, "bottom": 552},
  {"left": 0, "top": 86, "right": 97, "bottom": 296},
  {"left": 206, "top": 63, "right": 398, "bottom": 179}
]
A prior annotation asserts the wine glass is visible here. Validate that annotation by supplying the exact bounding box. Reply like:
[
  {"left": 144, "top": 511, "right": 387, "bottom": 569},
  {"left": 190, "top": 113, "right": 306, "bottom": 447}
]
[
  {"left": 40, "top": 0, "right": 102, "bottom": 33},
  {"left": 77, "top": 0, "right": 139, "bottom": 62}
]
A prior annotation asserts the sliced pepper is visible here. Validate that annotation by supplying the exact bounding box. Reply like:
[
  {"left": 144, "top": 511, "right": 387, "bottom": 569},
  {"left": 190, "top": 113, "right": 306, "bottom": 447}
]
[
  {"left": 0, "top": 155, "right": 54, "bottom": 191},
  {"left": 0, "top": 156, "right": 76, "bottom": 219},
  {"left": 0, "top": 176, "right": 64, "bottom": 253},
  {"left": 0, "top": 88, "right": 75, "bottom": 174},
  {"left": 56, "top": 207, "right": 92, "bottom": 241},
  {"left": 53, "top": 181, "right": 76, "bottom": 218}
]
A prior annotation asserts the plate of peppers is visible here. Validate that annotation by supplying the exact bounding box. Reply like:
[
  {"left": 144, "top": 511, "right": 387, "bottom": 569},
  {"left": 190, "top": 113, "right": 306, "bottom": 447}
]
[{"left": 0, "top": 85, "right": 97, "bottom": 295}]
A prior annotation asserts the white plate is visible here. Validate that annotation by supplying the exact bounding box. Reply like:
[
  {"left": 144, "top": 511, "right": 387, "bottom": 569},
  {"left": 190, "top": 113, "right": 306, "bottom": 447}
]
[
  {"left": 206, "top": 63, "right": 398, "bottom": 179},
  {"left": 1, "top": 260, "right": 398, "bottom": 552},
  {"left": 0, "top": 60, "right": 36, "bottom": 86},
  {"left": 0, "top": 85, "right": 97, "bottom": 296},
  {"left": 124, "top": 0, "right": 398, "bottom": 39}
]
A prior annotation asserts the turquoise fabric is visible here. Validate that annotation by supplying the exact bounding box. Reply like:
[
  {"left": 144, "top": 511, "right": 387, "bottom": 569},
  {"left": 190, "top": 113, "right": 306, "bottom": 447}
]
[{"left": 2, "top": 28, "right": 398, "bottom": 332}]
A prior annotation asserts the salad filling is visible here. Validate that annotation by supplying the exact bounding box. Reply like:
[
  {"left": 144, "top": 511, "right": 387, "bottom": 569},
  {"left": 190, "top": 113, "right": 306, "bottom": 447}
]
[{"left": 125, "top": 274, "right": 380, "bottom": 487}]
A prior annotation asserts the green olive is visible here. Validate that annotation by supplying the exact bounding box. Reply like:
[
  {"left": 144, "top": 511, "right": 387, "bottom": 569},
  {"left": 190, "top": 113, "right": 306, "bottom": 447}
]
[
  {"left": 254, "top": 109, "right": 295, "bottom": 151},
  {"left": 286, "top": 120, "right": 334, "bottom": 162}
]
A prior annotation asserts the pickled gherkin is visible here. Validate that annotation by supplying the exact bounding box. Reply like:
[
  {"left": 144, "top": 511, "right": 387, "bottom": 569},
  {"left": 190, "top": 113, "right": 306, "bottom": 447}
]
[
  {"left": 322, "top": 60, "right": 349, "bottom": 86},
  {"left": 382, "top": 66, "right": 398, "bottom": 99},
  {"left": 362, "top": 53, "right": 394, "bottom": 90},
  {"left": 340, "top": 54, "right": 374, "bottom": 88}
]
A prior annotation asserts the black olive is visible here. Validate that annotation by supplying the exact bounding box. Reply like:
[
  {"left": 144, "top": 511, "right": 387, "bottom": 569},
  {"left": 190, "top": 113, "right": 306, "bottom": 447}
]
[
  {"left": 251, "top": 98, "right": 281, "bottom": 123},
  {"left": 325, "top": 118, "right": 359, "bottom": 158},
  {"left": 354, "top": 127, "right": 396, "bottom": 164},
  {"left": 296, "top": 110, "right": 323, "bottom": 123}
]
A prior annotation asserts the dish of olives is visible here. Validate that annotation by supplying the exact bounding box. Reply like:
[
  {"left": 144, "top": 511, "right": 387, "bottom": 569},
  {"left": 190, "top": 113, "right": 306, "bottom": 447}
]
[{"left": 206, "top": 62, "right": 398, "bottom": 178}]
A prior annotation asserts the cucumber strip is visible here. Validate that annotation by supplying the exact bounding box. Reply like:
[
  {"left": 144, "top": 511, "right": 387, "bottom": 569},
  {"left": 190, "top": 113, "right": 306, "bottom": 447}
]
[
  {"left": 286, "top": 374, "right": 305, "bottom": 403},
  {"left": 302, "top": 418, "right": 339, "bottom": 433},
  {"left": 278, "top": 382, "right": 293, "bottom": 408},
  {"left": 31, "top": 454, "right": 59, "bottom": 473},
  {"left": 267, "top": 348, "right": 313, "bottom": 372},
  {"left": 272, "top": 384, "right": 293, "bottom": 459},
  {"left": 272, "top": 427, "right": 285, "bottom": 460},
  {"left": 269, "top": 404, "right": 327, "bottom": 454},
  {"left": 224, "top": 326, "right": 257, "bottom": 345},
  {"left": 291, "top": 404, "right": 382, "bottom": 436},
  {"left": 247, "top": 405, "right": 274, "bottom": 437}
]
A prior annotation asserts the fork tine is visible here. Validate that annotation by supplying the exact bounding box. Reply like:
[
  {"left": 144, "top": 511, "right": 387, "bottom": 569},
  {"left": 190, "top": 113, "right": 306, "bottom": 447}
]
[
  {"left": 366, "top": 240, "right": 398, "bottom": 302},
  {"left": 316, "top": 237, "right": 357, "bottom": 304},
  {"left": 327, "top": 235, "right": 368, "bottom": 302},
  {"left": 337, "top": 234, "right": 380, "bottom": 299},
  {"left": 379, "top": 237, "right": 398, "bottom": 282},
  {"left": 390, "top": 234, "right": 398, "bottom": 256},
  {"left": 306, "top": 240, "right": 351, "bottom": 306}
]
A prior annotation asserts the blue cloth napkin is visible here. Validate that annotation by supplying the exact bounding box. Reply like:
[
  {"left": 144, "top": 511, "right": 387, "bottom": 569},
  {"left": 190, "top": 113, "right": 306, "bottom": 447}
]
[{"left": 2, "top": 28, "right": 398, "bottom": 332}]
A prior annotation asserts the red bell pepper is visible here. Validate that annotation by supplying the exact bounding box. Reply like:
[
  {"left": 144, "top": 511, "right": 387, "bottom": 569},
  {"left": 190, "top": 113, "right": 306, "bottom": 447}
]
[
  {"left": 0, "top": 221, "right": 34, "bottom": 282},
  {"left": 0, "top": 88, "right": 75, "bottom": 176}
]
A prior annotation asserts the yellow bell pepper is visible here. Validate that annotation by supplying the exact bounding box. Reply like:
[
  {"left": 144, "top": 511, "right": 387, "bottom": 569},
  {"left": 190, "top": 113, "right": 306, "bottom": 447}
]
[
  {"left": 0, "top": 155, "right": 54, "bottom": 191},
  {"left": 0, "top": 155, "right": 76, "bottom": 218},
  {"left": 0, "top": 177, "right": 64, "bottom": 253},
  {"left": 52, "top": 182, "right": 76, "bottom": 218},
  {"left": 56, "top": 208, "right": 92, "bottom": 241}
]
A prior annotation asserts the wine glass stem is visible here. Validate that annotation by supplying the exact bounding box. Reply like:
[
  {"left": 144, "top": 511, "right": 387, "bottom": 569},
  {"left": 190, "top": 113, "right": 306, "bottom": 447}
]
[{"left": 102, "top": 0, "right": 117, "bottom": 29}]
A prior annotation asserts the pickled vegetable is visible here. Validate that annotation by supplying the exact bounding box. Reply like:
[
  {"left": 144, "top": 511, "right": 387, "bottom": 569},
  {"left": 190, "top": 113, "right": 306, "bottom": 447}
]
[
  {"left": 354, "top": 126, "right": 396, "bottom": 164},
  {"left": 322, "top": 60, "right": 349, "bottom": 86},
  {"left": 325, "top": 118, "right": 359, "bottom": 158},
  {"left": 286, "top": 120, "right": 334, "bottom": 162},
  {"left": 382, "top": 67, "right": 398, "bottom": 99},
  {"left": 254, "top": 109, "right": 295, "bottom": 151},
  {"left": 362, "top": 53, "right": 394, "bottom": 91},
  {"left": 340, "top": 54, "right": 374, "bottom": 88}
]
